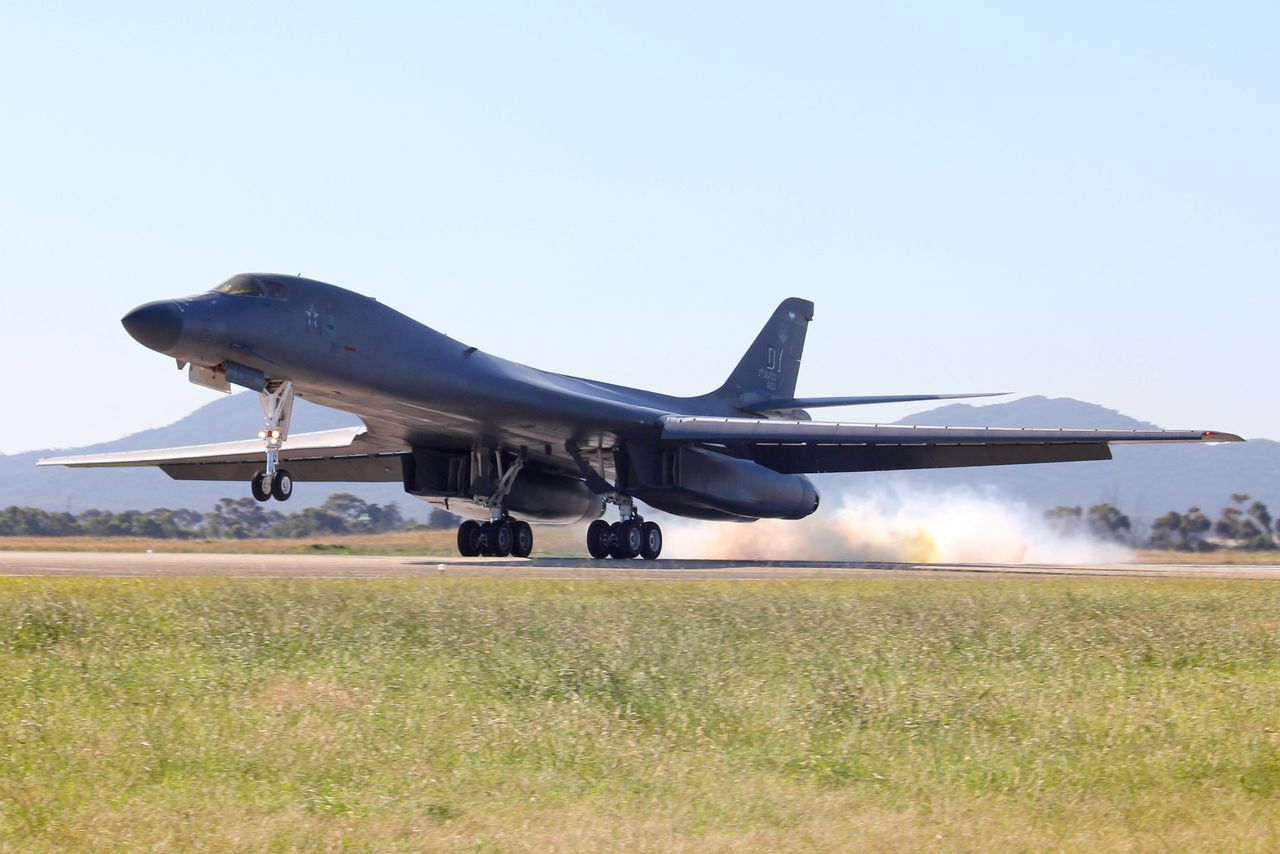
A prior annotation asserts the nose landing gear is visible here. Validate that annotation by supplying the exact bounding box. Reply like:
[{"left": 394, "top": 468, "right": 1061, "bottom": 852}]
[{"left": 249, "top": 380, "right": 295, "bottom": 503}]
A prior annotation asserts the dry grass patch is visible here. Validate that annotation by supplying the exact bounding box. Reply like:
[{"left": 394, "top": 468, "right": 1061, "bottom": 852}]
[
  {"left": 1136, "top": 549, "right": 1280, "bottom": 565},
  {"left": 0, "top": 527, "right": 586, "bottom": 556},
  {"left": 250, "top": 676, "right": 363, "bottom": 713}
]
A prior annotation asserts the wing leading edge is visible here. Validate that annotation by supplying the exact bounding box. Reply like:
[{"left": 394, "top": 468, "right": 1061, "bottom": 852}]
[
  {"left": 660, "top": 416, "right": 1244, "bottom": 475},
  {"left": 37, "top": 427, "right": 409, "bottom": 482}
]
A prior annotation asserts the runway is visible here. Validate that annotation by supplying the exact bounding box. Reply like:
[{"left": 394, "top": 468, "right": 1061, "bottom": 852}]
[{"left": 1, "top": 551, "right": 1278, "bottom": 580}]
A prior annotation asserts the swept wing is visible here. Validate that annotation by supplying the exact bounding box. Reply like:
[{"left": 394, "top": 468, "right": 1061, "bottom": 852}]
[
  {"left": 37, "top": 427, "right": 407, "bottom": 482},
  {"left": 660, "top": 416, "right": 1244, "bottom": 474}
]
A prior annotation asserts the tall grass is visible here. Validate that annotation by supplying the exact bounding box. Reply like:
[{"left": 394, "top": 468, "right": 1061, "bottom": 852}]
[{"left": 0, "top": 578, "right": 1277, "bottom": 851}]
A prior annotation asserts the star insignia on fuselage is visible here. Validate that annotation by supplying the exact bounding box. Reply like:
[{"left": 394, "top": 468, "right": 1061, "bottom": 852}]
[{"left": 305, "top": 304, "right": 320, "bottom": 332}]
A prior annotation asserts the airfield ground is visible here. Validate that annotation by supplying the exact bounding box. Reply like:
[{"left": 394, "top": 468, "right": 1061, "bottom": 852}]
[
  {"left": 1, "top": 554, "right": 1278, "bottom": 851},
  {"left": 2, "top": 531, "right": 1277, "bottom": 567},
  {"left": 1, "top": 549, "right": 1280, "bottom": 581}
]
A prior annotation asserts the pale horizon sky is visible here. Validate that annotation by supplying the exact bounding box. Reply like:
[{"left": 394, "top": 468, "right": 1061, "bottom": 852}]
[{"left": 1, "top": 2, "right": 1275, "bottom": 454}]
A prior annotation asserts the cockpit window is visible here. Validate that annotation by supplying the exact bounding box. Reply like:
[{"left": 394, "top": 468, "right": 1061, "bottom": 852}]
[
  {"left": 213, "top": 274, "right": 290, "bottom": 300},
  {"left": 213, "top": 275, "right": 265, "bottom": 297},
  {"left": 260, "top": 277, "right": 290, "bottom": 300}
]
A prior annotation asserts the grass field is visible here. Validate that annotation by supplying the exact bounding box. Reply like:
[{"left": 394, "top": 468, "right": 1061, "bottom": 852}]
[{"left": 1, "top": 578, "right": 1278, "bottom": 851}]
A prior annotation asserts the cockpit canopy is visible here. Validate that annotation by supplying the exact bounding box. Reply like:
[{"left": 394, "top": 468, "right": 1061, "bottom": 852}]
[{"left": 213, "top": 274, "right": 290, "bottom": 301}]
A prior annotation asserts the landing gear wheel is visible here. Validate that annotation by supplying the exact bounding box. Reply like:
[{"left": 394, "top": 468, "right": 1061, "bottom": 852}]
[
  {"left": 607, "top": 522, "right": 625, "bottom": 559},
  {"left": 511, "top": 521, "right": 534, "bottom": 558},
  {"left": 457, "top": 520, "right": 481, "bottom": 557},
  {"left": 639, "top": 521, "right": 663, "bottom": 560},
  {"left": 488, "top": 520, "right": 513, "bottom": 557},
  {"left": 612, "top": 520, "right": 642, "bottom": 560},
  {"left": 586, "top": 519, "right": 612, "bottom": 559},
  {"left": 250, "top": 470, "right": 271, "bottom": 502},
  {"left": 270, "top": 469, "right": 293, "bottom": 502}
]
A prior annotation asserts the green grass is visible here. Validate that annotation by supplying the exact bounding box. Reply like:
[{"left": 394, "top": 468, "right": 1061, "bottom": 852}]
[{"left": 1, "top": 578, "right": 1278, "bottom": 851}]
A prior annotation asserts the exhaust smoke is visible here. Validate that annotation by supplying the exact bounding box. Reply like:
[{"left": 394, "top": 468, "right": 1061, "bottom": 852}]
[{"left": 664, "top": 485, "right": 1131, "bottom": 564}]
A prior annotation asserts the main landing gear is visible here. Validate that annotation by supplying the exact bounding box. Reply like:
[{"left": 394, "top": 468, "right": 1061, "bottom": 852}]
[
  {"left": 454, "top": 448, "right": 535, "bottom": 557},
  {"left": 456, "top": 517, "right": 534, "bottom": 558},
  {"left": 586, "top": 497, "right": 662, "bottom": 560},
  {"left": 250, "top": 380, "right": 295, "bottom": 503}
]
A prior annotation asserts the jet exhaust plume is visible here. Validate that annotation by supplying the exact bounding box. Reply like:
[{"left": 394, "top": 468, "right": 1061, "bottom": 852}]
[{"left": 665, "top": 486, "right": 1131, "bottom": 564}]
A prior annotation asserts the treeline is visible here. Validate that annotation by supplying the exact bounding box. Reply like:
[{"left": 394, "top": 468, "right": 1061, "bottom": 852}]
[
  {"left": 0, "top": 494, "right": 452, "bottom": 539},
  {"left": 1045, "top": 494, "right": 1279, "bottom": 552},
  {"left": 5, "top": 492, "right": 1279, "bottom": 550}
]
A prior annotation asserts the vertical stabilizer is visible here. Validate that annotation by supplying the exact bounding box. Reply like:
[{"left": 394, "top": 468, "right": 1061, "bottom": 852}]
[{"left": 713, "top": 297, "right": 814, "bottom": 408}]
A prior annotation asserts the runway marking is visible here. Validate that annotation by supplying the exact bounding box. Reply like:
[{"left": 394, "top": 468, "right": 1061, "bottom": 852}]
[{"left": 0, "top": 552, "right": 1277, "bottom": 580}]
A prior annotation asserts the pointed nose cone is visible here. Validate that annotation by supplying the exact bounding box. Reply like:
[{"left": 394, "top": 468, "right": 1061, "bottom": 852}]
[{"left": 121, "top": 301, "right": 183, "bottom": 352}]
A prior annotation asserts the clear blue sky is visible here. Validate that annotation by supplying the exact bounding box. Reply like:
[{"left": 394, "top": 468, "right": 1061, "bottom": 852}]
[{"left": 1, "top": 2, "right": 1275, "bottom": 454}]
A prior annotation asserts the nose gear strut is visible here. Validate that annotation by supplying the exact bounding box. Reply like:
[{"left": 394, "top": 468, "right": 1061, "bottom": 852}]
[{"left": 250, "top": 379, "right": 295, "bottom": 502}]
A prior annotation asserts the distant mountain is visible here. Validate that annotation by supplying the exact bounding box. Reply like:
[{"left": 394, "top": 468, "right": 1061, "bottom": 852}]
[
  {"left": 0, "top": 393, "right": 432, "bottom": 519},
  {"left": 827, "top": 395, "right": 1278, "bottom": 522},
  {"left": 3, "top": 393, "right": 1271, "bottom": 526},
  {"left": 897, "top": 396, "right": 1161, "bottom": 431}
]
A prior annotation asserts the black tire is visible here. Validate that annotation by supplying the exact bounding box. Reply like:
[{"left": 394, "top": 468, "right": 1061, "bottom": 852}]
[
  {"left": 511, "top": 520, "right": 534, "bottom": 558},
  {"left": 271, "top": 469, "right": 293, "bottom": 502},
  {"left": 639, "top": 521, "right": 663, "bottom": 560},
  {"left": 490, "top": 520, "right": 514, "bottom": 557},
  {"left": 457, "top": 520, "right": 481, "bottom": 557},
  {"left": 586, "top": 519, "right": 612, "bottom": 559},
  {"left": 478, "top": 522, "right": 494, "bottom": 556},
  {"left": 250, "top": 470, "right": 271, "bottom": 502},
  {"left": 608, "top": 522, "right": 626, "bottom": 559},
  {"left": 613, "top": 520, "right": 642, "bottom": 559}
]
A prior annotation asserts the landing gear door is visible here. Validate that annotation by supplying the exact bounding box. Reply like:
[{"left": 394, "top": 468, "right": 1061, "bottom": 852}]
[{"left": 189, "top": 364, "right": 230, "bottom": 393}]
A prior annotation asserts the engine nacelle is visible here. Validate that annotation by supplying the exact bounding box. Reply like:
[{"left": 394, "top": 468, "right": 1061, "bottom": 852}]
[
  {"left": 402, "top": 448, "right": 602, "bottom": 524},
  {"left": 628, "top": 445, "right": 820, "bottom": 522}
]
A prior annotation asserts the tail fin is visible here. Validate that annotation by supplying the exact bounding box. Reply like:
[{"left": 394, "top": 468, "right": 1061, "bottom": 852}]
[{"left": 712, "top": 297, "right": 814, "bottom": 408}]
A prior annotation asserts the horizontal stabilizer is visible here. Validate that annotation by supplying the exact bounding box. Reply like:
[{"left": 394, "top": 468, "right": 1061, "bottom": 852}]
[{"left": 750, "top": 392, "right": 1009, "bottom": 411}]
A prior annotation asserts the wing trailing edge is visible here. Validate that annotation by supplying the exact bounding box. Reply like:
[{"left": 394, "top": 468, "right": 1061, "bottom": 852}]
[{"left": 659, "top": 415, "right": 1243, "bottom": 475}]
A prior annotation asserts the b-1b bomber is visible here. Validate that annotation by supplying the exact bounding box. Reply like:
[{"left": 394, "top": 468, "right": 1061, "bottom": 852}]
[{"left": 40, "top": 274, "right": 1241, "bottom": 558}]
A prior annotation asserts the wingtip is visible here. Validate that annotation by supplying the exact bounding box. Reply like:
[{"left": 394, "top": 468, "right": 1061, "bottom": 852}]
[{"left": 1202, "top": 431, "right": 1245, "bottom": 443}]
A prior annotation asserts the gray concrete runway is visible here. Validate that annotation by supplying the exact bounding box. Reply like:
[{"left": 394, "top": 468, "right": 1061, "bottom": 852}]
[{"left": 1, "top": 551, "right": 1278, "bottom": 580}]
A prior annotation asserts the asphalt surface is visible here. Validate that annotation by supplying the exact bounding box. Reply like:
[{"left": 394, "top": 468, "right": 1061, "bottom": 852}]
[{"left": 1, "top": 551, "right": 1278, "bottom": 580}]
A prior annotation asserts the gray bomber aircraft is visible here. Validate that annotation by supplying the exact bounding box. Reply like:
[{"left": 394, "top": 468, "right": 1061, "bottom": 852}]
[{"left": 40, "top": 274, "right": 1242, "bottom": 559}]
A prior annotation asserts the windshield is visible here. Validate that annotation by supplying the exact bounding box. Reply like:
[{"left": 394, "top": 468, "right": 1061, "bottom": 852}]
[
  {"left": 213, "top": 274, "right": 289, "bottom": 300},
  {"left": 213, "top": 275, "right": 264, "bottom": 297}
]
